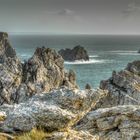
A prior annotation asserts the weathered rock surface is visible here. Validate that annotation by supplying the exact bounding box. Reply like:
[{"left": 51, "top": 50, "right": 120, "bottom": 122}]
[
  {"left": 1, "top": 32, "right": 140, "bottom": 140},
  {"left": 0, "top": 33, "right": 78, "bottom": 105},
  {"left": 58, "top": 45, "right": 89, "bottom": 61},
  {"left": 0, "top": 32, "right": 17, "bottom": 62},
  {"left": 76, "top": 105, "right": 140, "bottom": 140},
  {"left": 75, "top": 60, "right": 140, "bottom": 140},
  {"left": 0, "top": 32, "right": 23, "bottom": 105},
  {"left": 44, "top": 129, "right": 96, "bottom": 140},
  {"left": 0, "top": 87, "right": 105, "bottom": 134},
  {"left": 22, "top": 47, "right": 78, "bottom": 95},
  {"left": 95, "top": 60, "right": 140, "bottom": 109}
]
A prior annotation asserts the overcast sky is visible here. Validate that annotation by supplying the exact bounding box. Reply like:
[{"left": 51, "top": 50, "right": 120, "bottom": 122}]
[{"left": 0, "top": 0, "right": 140, "bottom": 34}]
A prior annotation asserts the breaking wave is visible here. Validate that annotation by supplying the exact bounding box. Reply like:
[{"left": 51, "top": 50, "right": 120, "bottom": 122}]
[{"left": 64, "top": 59, "right": 113, "bottom": 65}]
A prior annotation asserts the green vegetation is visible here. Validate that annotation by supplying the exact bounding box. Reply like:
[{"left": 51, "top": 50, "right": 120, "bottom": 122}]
[{"left": 15, "top": 128, "right": 48, "bottom": 140}]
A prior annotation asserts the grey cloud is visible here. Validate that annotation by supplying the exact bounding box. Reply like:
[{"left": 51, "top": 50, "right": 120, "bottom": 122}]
[
  {"left": 123, "top": 1, "right": 140, "bottom": 16},
  {"left": 58, "top": 9, "right": 74, "bottom": 16},
  {"left": 44, "top": 9, "right": 75, "bottom": 16}
]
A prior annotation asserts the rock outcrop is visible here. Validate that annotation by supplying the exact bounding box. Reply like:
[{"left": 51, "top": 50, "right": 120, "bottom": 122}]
[
  {"left": 1, "top": 32, "right": 140, "bottom": 140},
  {"left": 0, "top": 32, "right": 23, "bottom": 105},
  {"left": 22, "top": 47, "right": 78, "bottom": 95},
  {"left": 0, "top": 32, "right": 78, "bottom": 105},
  {"left": 0, "top": 87, "right": 105, "bottom": 134},
  {"left": 58, "top": 45, "right": 89, "bottom": 61},
  {"left": 94, "top": 60, "right": 140, "bottom": 109},
  {"left": 0, "top": 32, "right": 17, "bottom": 62},
  {"left": 76, "top": 105, "right": 140, "bottom": 140},
  {"left": 75, "top": 60, "right": 140, "bottom": 140}
]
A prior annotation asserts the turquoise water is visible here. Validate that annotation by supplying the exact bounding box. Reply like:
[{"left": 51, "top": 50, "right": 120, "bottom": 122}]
[{"left": 9, "top": 35, "right": 140, "bottom": 89}]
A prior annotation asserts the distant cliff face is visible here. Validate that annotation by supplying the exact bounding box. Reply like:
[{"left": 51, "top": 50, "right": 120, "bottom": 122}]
[
  {"left": 0, "top": 32, "right": 78, "bottom": 105},
  {"left": 58, "top": 45, "right": 89, "bottom": 61}
]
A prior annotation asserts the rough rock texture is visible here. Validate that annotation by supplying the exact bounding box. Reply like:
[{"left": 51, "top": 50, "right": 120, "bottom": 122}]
[
  {"left": 58, "top": 45, "right": 89, "bottom": 61},
  {"left": 76, "top": 105, "right": 140, "bottom": 140},
  {"left": 95, "top": 60, "right": 140, "bottom": 109},
  {"left": 22, "top": 47, "right": 78, "bottom": 95},
  {"left": 0, "top": 87, "right": 105, "bottom": 133},
  {"left": 0, "top": 32, "right": 23, "bottom": 105},
  {"left": 0, "top": 33, "right": 78, "bottom": 105},
  {"left": 44, "top": 129, "right": 96, "bottom": 140},
  {"left": 75, "top": 60, "right": 140, "bottom": 140},
  {"left": 0, "top": 32, "right": 17, "bottom": 62},
  {"left": 1, "top": 32, "right": 140, "bottom": 140}
]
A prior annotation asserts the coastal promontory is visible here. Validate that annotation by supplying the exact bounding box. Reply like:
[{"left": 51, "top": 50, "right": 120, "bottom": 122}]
[{"left": 0, "top": 32, "right": 140, "bottom": 140}]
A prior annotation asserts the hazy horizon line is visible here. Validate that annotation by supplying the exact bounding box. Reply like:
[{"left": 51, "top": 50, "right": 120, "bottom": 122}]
[{"left": 7, "top": 32, "right": 140, "bottom": 36}]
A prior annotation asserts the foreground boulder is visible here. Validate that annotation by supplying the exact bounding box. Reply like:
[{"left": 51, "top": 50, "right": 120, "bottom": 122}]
[
  {"left": 0, "top": 33, "right": 78, "bottom": 105},
  {"left": 0, "top": 87, "right": 106, "bottom": 133},
  {"left": 58, "top": 45, "right": 89, "bottom": 61},
  {"left": 76, "top": 105, "right": 140, "bottom": 140}
]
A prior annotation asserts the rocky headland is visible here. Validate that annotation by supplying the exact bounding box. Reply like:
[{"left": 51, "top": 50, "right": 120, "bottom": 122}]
[
  {"left": 58, "top": 45, "right": 89, "bottom": 61},
  {"left": 0, "top": 32, "right": 140, "bottom": 140}
]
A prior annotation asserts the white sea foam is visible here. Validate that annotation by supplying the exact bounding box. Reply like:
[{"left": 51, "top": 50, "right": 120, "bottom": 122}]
[
  {"left": 64, "top": 59, "right": 112, "bottom": 65},
  {"left": 109, "top": 50, "right": 137, "bottom": 53},
  {"left": 116, "top": 52, "right": 140, "bottom": 56},
  {"left": 89, "top": 55, "right": 99, "bottom": 58},
  {"left": 108, "top": 50, "right": 140, "bottom": 56}
]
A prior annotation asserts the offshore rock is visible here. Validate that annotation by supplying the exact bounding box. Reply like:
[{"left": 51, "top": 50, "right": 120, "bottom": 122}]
[
  {"left": 58, "top": 45, "right": 89, "bottom": 61},
  {"left": 0, "top": 87, "right": 106, "bottom": 133}
]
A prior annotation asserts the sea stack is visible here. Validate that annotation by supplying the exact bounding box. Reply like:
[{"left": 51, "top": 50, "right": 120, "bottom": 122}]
[{"left": 58, "top": 45, "right": 89, "bottom": 61}]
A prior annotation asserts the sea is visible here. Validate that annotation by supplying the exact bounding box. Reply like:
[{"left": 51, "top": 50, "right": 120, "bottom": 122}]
[{"left": 9, "top": 35, "right": 140, "bottom": 89}]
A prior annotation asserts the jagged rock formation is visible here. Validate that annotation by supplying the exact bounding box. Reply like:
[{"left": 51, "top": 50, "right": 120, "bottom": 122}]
[
  {"left": 58, "top": 45, "right": 89, "bottom": 61},
  {"left": 0, "top": 32, "right": 78, "bottom": 105},
  {"left": 76, "top": 105, "right": 140, "bottom": 140},
  {"left": 1, "top": 32, "right": 140, "bottom": 140},
  {"left": 0, "top": 87, "right": 105, "bottom": 134},
  {"left": 0, "top": 32, "right": 23, "bottom": 105},
  {"left": 0, "top": 32, "right": 17, "bottom": 62},
  {"left": 94, "top": 60, "right": 140, "bottom": 109},
  {"left": 22, "top": 47, "right": 78, "bottom": 95},
  {"left": 75, "top": 60, "right": 140, "bottom": 140}
]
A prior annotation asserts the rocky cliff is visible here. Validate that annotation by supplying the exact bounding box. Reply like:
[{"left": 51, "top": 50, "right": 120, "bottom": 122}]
[
  {"left": 0, "top": 32, "right": 78, "bottom": 105},
  {"left": 75, "top": 60, "right": 140, "bottom": 140},
  {"left": 0, "top": 32, "right": 140, "bottom": 140}
]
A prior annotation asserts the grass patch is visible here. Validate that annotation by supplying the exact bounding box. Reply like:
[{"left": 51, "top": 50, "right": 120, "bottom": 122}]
[
  {"left": 15, "top": 128, "right": 49, "bottom": 140},
  {"left": 0, "top": 115, "right": 6, "bottom": 121}
]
